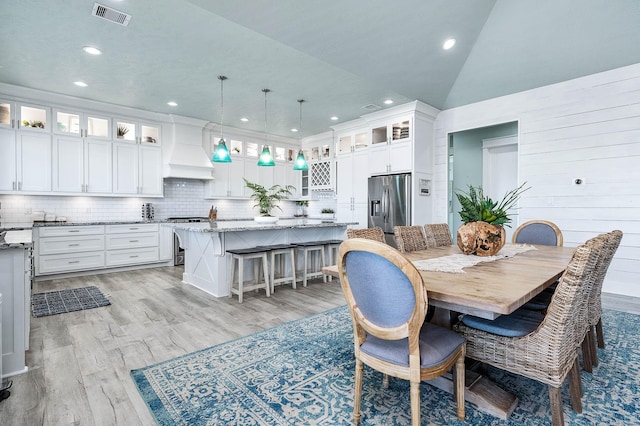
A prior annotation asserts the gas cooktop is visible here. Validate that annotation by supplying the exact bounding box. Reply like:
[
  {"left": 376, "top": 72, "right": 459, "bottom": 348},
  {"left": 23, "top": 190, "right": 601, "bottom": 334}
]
[{"left": 166, "top": 217, "right": 209, "bottom": 223}]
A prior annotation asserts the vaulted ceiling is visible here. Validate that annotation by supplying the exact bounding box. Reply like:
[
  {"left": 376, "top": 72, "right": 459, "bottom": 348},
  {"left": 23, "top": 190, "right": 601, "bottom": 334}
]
[{"left": 1, "top": 0, "right": 639, "bottom": 138}]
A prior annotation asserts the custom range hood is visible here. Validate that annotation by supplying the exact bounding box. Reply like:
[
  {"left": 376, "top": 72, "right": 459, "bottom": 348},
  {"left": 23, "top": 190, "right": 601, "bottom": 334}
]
[{"left": 163, "top": 119, "right": 214, "bottom": 180}]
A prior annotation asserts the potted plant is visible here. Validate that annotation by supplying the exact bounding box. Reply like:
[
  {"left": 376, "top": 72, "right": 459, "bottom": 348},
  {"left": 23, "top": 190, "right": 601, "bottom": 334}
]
[
  {"left": 244, "top": 179, "right": 295, "bottom": 223},
  {"left": 455, "top": 182, "right": 529, "bottom": 256},
  {"left": 295, "top": 200, "right": 309, "bottom": 217},
  {"left": 320, "top": 208, "right": 335, "bottom": 221},
  {"left": 117, "top": 125, "right": 129, "bottom": 139}
]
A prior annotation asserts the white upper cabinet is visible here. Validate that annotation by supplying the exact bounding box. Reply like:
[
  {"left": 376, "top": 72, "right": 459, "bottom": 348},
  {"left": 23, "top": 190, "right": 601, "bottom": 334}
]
[
  {"left": 368, "top": 116, "right": 413, "bottom": 175},
  {"left": 0, "top": 128, "right": 17, "bottom": 191},
  {"left": 0, "top": 124, "right": 52, "bottom": 193},
  {"left": 114, "top": 119, "right": 160, "bottom": 145},
  {"left": 0, "top": 100, "right": 15, "bottom": 130},
  {"left": 52, "top": 136, "right": 112, "bottom": 194},
  {"left": 112, "top": 142, "right": 162, "bottom": 196},
  {"left": 53, "top": 109, "right": 111, "bottom": 140}
]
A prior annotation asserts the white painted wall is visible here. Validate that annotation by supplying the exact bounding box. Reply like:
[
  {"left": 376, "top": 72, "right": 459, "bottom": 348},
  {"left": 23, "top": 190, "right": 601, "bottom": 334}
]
[{"left": 434, "top": 63, "right": 640, "bottom": 297}]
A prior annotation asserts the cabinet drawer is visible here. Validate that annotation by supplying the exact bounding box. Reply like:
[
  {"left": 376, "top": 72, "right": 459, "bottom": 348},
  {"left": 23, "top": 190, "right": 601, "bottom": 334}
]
[
  {"left": 38, "top": 235, "right": 105, "bottom": 255},
  {"left": 105, "top": 232, "right": 158, "bottom": 250},
  {"left": 106, "top": 223, "right": 158, "bottom": 234},
  {"left": 105, "top": 247, "right": 159, "bottom": 267},
  {"left": 38, "top": 225, "right": 105, "bottom": 237},
  {"left": 38, "top": 252, "right": 105, "bottom": 275}
]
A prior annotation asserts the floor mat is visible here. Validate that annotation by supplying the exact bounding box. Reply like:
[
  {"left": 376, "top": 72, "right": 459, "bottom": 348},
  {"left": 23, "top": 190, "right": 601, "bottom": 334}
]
[{"left": 31, "top": 286, "right": 111, "bottom": 317}]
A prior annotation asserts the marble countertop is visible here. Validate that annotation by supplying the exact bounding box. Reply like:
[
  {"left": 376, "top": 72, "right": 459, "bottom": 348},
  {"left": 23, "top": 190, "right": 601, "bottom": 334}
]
[
  {"left": 0, "top": 229, "right": 33, "bottom": 250},
  {"left": 0, "top": 222, "right": 34, "bottom": 231},
  {"left": 166, "top": 219, "right": 356, "bottom": 233}
]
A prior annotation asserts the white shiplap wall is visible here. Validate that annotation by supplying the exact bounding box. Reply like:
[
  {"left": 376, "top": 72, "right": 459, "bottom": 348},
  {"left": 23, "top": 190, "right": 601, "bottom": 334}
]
[{"left": 433, "top": 63, "right": 640, "bottom": 297}]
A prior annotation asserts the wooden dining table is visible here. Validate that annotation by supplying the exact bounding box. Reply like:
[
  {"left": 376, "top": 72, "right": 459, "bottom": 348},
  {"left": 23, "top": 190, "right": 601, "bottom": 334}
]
[{"left": 322, "top": 243, "right": 577, "bottom": 419}]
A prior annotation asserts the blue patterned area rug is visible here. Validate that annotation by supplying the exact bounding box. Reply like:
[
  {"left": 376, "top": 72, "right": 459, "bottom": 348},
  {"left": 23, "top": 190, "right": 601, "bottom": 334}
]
[
  {"left": 131, "top": 307, "right": 640, "bottom": 425},
  {"left": 31, "top": 285, "right": 111, "bottom": 317}
]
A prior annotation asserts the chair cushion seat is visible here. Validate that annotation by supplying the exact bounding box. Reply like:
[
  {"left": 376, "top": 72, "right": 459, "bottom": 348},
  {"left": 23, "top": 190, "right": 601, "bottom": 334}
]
[
  {"left": 522, "top": 289, "right": 554, "bottom": 311},
  {"left": 360, "top": 323, "right": 464, "bottom": 369},
  {"left": 460, "top": 308, "right": 544, "bottom": 337}
]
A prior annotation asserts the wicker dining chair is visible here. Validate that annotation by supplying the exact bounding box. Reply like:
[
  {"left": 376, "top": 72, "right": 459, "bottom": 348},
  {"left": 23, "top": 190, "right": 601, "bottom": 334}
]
[
  {"left": 583, "top": 230, "right": 623, "bottom": 369},
  {"left": 338, "top": 238, "right": 466, "bottom": 425},
  {"left": 424, "top": 223, "right": 453, "bottom": 248},
  {"left": 393, "top": 226, "right": 428, "bottom": 253},
  {"left": 346, "top": 227, "right": 386, "bottom": 243},
  {"left": 454, "top": 236, "right": 606, "bottom": 426}
]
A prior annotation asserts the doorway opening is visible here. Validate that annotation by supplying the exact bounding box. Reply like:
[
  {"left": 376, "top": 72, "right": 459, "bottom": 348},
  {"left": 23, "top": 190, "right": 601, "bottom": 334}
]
[{"left": 448, "top": 121, "right": 519, "bottom": 242}]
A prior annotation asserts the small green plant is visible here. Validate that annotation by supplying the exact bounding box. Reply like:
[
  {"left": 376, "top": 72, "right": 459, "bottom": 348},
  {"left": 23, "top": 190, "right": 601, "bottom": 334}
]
[
  {"left": 117, "top": 125, "right": 129, "bottom": 138},
  {"left": 456, "top": 182, "right": 529, "bottom": 227},
  {"left": 295, "top": 200, "right": 309, "bottom": 207},
  {"left": 244, "top": 179, "right": 295, "bottom": 217},
  {"left": 22, "top": 120, "right": 45, "bottom": 128},
  {"left": 321, "top": 208, "right": 334, "bottom": 214}
]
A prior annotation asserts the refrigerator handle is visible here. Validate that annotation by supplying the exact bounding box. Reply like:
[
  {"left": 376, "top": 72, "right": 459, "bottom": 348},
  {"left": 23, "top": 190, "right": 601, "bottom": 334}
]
[{"left": 382, "top": 185, "right": 389, "bottom": 223}]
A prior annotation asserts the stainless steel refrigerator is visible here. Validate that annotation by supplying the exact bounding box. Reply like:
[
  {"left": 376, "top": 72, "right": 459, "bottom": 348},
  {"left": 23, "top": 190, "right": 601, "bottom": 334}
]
[{"left": 368, "top": 173, "right": 411, "bottom": 246}]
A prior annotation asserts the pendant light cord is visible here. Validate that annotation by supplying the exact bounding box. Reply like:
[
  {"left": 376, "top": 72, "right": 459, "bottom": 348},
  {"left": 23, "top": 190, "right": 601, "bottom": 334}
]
[
  {"left": 263, "top": 88, "right": 270, "bottom": 147},
  {"left": 218, "top": 76, "right": 227, "bottom": 141}
]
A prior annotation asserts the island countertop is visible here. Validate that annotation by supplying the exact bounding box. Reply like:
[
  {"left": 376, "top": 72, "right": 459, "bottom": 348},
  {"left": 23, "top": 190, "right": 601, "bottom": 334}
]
[{"left": 165, "top": 219, "right": 356, "bottom": 233}]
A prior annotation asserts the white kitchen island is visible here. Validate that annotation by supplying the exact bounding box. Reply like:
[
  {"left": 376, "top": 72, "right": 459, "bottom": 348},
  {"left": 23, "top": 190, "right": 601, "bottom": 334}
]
[{"left": 166, "top": 219, "right": 354, "bottom": 297}]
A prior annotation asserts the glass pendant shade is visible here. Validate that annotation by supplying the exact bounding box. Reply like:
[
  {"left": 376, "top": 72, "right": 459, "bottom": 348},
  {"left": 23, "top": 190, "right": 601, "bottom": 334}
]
[
  {"left": 293, "top": 149, "right": 308, "bottom": 170},
  {"left": 257, "top": 145, "right": 275, "bottom": 166},
  {"left": 212, "top": 139, "right": 231, "bottom": 163}
]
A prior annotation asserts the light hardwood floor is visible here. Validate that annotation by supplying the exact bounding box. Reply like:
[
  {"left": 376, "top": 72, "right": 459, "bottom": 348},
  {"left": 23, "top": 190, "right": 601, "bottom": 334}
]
[
  {"left": 1, "top": 267, "right": 638, "bottom": 425},
  {"left": 0, "top": 266, "right": 346, "bottom": 425}
]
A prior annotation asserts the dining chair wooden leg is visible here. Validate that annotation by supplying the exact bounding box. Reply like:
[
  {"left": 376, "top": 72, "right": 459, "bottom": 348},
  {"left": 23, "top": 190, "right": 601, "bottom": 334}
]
[
  {"left": 588, "top": 327, "right": 599, "bottom": 367},
  {"left": 410, "top": 380, "right": 421, "bottom": 426},
  {"left": 382, "top": 373, "right": 390, "bottom": 389},
  {"left": 596, "top": 318, "right": 605, "bottom": 348},
  {"left": 568, "top": 360, "right": 583, "bottom": 412},
  {"left": 573, "top": 358, "right": 583, "bottom": 396},
  {"left": 548, "top": 385, "right": 564, "bottom": 426},
  {"left": 581, "top": 336, "right": 593, "bottom": 373},
  {"left": 454, "top": 351, "right": 466, "bottom": 421},
  {"left": 353, "top": 359, "right": 363, "bottom": 425}
]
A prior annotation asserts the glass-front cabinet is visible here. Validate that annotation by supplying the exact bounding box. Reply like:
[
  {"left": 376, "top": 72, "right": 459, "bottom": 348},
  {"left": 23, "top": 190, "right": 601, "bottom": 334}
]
[
  {"left": 54, "top": 109, "right": 111, "bottom": 139},
  {"left": 337, "top": 130, "right": 368, "bottom": 155},
  {"left": 0, "top": 100, "right": 14, "bottom": 129},
  {"left": 371, "top": 117, "right": 411, "bottom": 145},
  {"left": 114, "top": 119, "right": 160, "bottom": 145},
  {"left": 18, "top": 103, "right": 50, "bottom": 132}
]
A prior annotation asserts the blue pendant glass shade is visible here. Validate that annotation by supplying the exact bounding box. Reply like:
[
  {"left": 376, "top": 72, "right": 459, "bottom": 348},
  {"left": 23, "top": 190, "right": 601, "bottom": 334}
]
[
  {"left": 257, "top": 145, "right": 275, "bottom": 166},
  {"left": 293, "top": 149, "right": 308, "bottom": 170},
  {"left": 212, "top": 139, "right": 231, "bottom": 163}
]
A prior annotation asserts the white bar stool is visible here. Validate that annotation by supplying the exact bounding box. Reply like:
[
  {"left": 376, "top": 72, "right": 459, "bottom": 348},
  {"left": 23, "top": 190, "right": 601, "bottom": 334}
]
[
  {"left": 259, "top": 244, "right": 297, "bottom": 292},
  {"left": 295, "top": 241, "right": 327, "bottom": 287},
  {"left": 227, "top": 247, "right": 270, "bottom": 303}
]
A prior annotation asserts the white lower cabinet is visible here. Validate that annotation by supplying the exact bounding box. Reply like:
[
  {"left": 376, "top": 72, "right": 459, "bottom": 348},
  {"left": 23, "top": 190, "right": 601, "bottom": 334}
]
[
  {"left": 159, "top": 225, "right": 174, "bottom": 261},
  {"left": 35, "top": 223, "right": 166, "bottom": 277}
]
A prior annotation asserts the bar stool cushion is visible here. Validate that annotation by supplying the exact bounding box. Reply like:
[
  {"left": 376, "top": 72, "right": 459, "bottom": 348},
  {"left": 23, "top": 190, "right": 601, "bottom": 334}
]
[{"left": 460, "top": 308, "right": 544, "bottom": 337}]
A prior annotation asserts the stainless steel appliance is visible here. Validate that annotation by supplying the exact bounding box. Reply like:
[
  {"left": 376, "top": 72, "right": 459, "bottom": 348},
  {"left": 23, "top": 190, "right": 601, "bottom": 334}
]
[
  {"left": 167, "top": 217, "right": 209, "bottom": 265},
  {"left": 368, "top": 173, "right": 411, "bottom": 246}
]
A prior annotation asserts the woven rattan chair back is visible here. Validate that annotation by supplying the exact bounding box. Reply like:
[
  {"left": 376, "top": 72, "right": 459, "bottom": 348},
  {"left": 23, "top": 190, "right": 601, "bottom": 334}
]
[
  {"left": 512, "top": 220, "right": 563, "bottom": 246},
  {"left": 346, "top": 227, "right": 385, "bottom": 244},
  {"left": 393, "top": 226, "right": 428, "bottom": 253},
  {"left": 424, "top": 223, "right": 453, "bottom": 248}
]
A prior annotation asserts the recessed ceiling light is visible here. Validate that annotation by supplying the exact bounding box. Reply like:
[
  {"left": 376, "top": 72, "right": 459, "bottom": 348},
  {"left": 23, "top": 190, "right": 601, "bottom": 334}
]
[
  {"left": 383, "top": 99, "right": 394, "bottom": 105},
  {"left": 291, "top": 128, "right": 298, "bottom": 132},
  {"left": 74, "top": 81, "right": 88, "bottom": 87},
  {"left": 443, "top": 38, "right": 456, "bottom": 50},
  {"left": 82, "top": 46, "right": 102, "bottom": 55},
  {"left": 330, "top": 116, "right": 339, "bottom": 121},
  {"left": 240, "top": 117, "right": 249, "bottom": 122},
  {"left": 167, "top": 101, "right": 177, "bottom": 107}
]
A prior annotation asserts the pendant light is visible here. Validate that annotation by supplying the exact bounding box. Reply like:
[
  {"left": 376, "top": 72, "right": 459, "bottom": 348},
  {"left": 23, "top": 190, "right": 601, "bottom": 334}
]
[
  {"left": 293, "top": 99, "right": 309, "bottom": 171},
  {"left": 257, "top": 88, "right": 275, "bottom": 166},
  {"left": 211, "top": 75, "right": 231, "bottom": 163}
]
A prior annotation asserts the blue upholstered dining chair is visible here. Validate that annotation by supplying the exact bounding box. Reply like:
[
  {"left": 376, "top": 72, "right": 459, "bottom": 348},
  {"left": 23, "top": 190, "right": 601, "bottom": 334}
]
[
  {"left": 513, "top": 220, "right": 564, "bottom": 311},
  {"left": 337, "top": 238, "right": 466, "bottom": 425},
  {"left": 512, "top": 219, "right": 563, "bottom": 246}
]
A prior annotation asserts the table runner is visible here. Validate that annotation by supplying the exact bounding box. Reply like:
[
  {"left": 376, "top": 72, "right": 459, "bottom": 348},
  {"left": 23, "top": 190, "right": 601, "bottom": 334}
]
[{"left": 412, "top": 244, "right": 536, "bottom": 273}]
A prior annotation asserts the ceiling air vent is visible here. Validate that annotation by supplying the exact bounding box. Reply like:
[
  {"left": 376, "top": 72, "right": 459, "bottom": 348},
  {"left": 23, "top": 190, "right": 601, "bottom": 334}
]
[
  {"left": 362, "top": 104, "right": 381, "bottom": 111},
  {"left": 92, "top": 3, "right": 132, "bottom": 26}
]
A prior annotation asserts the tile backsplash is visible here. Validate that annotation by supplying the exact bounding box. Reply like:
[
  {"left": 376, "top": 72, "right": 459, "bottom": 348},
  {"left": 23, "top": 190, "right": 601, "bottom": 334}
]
[{"left": 0, "top": 179, "right": 335, "bottom": 223}]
